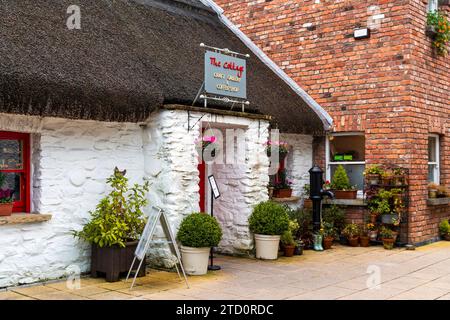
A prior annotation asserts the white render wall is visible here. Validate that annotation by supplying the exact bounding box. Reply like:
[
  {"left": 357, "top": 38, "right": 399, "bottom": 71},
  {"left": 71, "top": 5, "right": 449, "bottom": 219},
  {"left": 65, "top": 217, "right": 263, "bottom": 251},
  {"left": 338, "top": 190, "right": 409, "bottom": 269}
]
[
  {"left": 0, "top": 113, "right": 145, "bottom": 288},
  {"left": 282, "top": 133, "right": 314, "bottom": 207}
]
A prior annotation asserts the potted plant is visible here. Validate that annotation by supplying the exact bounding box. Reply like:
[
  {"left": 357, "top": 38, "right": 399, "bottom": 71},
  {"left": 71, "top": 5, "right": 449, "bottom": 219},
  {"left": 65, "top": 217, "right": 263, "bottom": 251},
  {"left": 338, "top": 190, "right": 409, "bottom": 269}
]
[
  {"left": 281, "top": 231, "right": 296, "bottom": 257},
  {"left": 367, "top": 223, "right": 378, "bottom": 241},
  {"left": 359, "top": 225, "right": 370, "bottom": 247},
  {"left": 177, "top": 213, "right": 223, "bottom": 275},
  {"left": 364, "top": 165, "right": 383, "bottom": 186},
  {"left": 303, "top": 184, "right": 312, "bottom": 209},
  {"left": 294, "top": 240, "right": 305, "bottom": 255},
  {"left": 437, "top": 185, "right": 449, "bottom": 198},
  {"left": 439, "top": 219, "right": 450, "bottom": 241},
  {"left": 330, "top": 165, "right": 357, "bottom": 199},
  {"left": 381, "top": 169, "right": 393, "bottom": 185},
  {"left": 0, "top": 172, "right": 14, "bottom": 216},
  {"left": 73, "top": 168, "right": 149, "bottom": 282},
  {"left": 380, "top": 226, "right": 395, "bottom": 250},
  {"left": 249, "top": 201, "right": 289, "bottom": 260},
  {"left": 392, "top": 167, "right": 406, "bottom": 186},
  {"left": 273, "top": 169, "right": 293, "bottom": 198},
  {"left": 322, "top": 221, "right": 337, "bottom": 250},
  {"left": 428, "top": 183, "right": 439, "bottom": 199},
  {"left": 266, "top": 140, "right": 289, "bottom": 160},
  {"left": 426, "top": 10, "right": 450, "bottom": 56},
  {"left": 342, "top": 223, "right": 360, "bottom": 247}
]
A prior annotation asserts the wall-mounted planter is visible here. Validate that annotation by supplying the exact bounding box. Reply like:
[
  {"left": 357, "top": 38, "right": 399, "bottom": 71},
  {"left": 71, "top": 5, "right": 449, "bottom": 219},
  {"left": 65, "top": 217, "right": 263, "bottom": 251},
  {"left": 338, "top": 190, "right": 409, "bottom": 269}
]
[{"left": 427, "top": 197, "right": 450, "bottom": 206}]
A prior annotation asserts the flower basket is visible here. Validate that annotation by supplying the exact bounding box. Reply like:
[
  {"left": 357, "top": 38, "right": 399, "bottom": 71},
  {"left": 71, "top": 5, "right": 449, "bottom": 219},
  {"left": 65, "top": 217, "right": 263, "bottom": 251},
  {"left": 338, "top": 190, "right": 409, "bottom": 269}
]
[
  {"left": 273, "top": 188, "right": 292, "bottom": 198},
  {"left": 0, "top": 203, "right": 13, "bottom": 216},
  {"left": 382, "top": 238, "right": 395, "bottom": 250}
]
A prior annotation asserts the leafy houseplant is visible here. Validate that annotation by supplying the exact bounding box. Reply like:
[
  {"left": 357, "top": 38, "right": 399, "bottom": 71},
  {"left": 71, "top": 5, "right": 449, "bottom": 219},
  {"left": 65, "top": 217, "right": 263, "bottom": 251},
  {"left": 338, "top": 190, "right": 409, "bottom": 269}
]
[
  {"left": 73, "top": 168, "right": 149, "bottom": 282},
  {"left": 266, "top": 140, "right": 289, "bottom": 158},
  {"left": 249, "top": 201, "right": 289, "bottom": 260},
  {"left": 280, "top": 231, "right": 296, "bottom": 257},
  {"left": 322, "top": 221, "right": 337, "bottom": 250},
  {"left": 331, "top": 165, "right": 357, "bottom": 199},
  {"left": 177, "top": 213, "right": 223, "bottom": 275},
  {"left": 427, "top": 10, "right": 450, "bottom": 56},
  {"left": 322, "top": 205, "right": 346, "bottom": 235},
  {"left": 439, "top": 219, "right": 450, "bottom": 241},
  {"left": 380, "top": 226, "right": 395, "bottom": 250},
  {"left": 0, "top": 172, "right": 14, "bottom": 216},
  {"left": 273, "top": 169, "right": 293, "bottom": 198},
  {"left": 342, "top": 223, "right": 360, "bottom": 247},
  {"left": 364, "top": 165, "right": 383, "bottom": 185}
]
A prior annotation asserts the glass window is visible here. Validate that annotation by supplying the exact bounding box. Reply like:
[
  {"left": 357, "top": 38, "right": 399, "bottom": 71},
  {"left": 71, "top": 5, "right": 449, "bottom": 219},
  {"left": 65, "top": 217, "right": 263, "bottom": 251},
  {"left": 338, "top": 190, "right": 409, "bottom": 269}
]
[
  {"left": 428, "top": 135, "right": 439, "bottom": 184},
  {"left": 0, "top": 132, "right": 30, "bottom": 213},
  {"left": 326, "top": 133, "right": 365, "bottom": 190}
]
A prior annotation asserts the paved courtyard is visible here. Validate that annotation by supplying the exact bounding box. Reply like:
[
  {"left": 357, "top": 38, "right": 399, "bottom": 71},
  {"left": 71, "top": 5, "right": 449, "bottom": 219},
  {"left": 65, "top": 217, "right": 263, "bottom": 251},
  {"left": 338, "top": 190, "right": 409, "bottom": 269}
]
[{"left": 1, "top": 241, "right": 450, "bottom": 300}]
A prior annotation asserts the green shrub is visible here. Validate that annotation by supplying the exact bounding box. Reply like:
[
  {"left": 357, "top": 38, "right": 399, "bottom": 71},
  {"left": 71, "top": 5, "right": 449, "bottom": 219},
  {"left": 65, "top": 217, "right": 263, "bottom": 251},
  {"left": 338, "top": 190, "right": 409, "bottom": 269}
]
[
  {"left": 380, "top": 226, "right": 394, "bottom": 239},
  {"left": 280, "top": 230, "right": 295, "bottom": 246},
  {"left": 342, "top": 223, "right": 360, "bottom": 239},
  {"left": 177, "top": 213, "right": 222, "bottom": 248},
  {"left": 322, "top": 205, "right": 346, "bottom": 233},
  {"left": 331, "top": 165, "right": 352, "bottom": 190},
  {"left": 73, "top": 168, "right": 149, "bottom": 248},
  {"left": 249, "top": 201, "right": 289, "bottom": 235},
  {"left": 439, "top": 219, "right": 450, "bottom": 236}
]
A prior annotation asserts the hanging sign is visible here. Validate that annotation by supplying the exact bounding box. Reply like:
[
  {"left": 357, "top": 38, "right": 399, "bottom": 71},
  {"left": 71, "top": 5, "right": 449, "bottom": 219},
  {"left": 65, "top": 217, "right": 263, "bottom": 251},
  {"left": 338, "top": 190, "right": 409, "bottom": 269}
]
[
  {"left": 204, "top": 50, "right": 247, "bottom": 99},
  {"left": 208, "top": 175, "right": 221, "bottom": 199}
]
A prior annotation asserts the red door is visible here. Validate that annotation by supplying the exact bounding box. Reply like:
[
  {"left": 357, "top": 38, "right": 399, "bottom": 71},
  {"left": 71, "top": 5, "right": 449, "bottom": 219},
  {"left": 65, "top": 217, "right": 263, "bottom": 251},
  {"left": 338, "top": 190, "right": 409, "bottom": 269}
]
[
  {"left": 0, "top": 131, "right": 30, "bottom": 213},
  {"left": 198, "top": 160, "right": 206, "bottom": 212}
]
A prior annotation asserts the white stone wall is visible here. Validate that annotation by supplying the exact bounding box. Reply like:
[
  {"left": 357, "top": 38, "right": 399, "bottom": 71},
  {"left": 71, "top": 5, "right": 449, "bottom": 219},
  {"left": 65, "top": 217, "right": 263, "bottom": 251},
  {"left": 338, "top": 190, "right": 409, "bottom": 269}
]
[
  {"left": 281, "top": 133, "right": 313, "bottom": 207},
  {"left": 0, "top": 113, "right": 145, "bottom": 288}
]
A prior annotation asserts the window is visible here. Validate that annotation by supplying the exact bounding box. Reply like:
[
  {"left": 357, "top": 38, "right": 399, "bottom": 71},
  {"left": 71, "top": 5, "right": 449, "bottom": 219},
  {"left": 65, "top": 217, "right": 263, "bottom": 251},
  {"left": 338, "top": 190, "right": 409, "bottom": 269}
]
[
  {"left": 428, "top": 134, "right": 440, "bottom": 184},
  {"left": 428, "top": 0, "right": 438, "bottom": 12},
  {"left": 0, "top": 132, "right": 30, "bottom": 213},
  {"left": 326, "top": 133, "right": 365, "bottom": 190}
]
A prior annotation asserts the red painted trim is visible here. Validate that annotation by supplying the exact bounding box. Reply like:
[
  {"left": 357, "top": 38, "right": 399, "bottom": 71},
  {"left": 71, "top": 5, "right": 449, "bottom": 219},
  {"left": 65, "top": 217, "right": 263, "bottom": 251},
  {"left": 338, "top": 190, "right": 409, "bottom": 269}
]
[
  {"left": 0, "top": 131, "right": 30, "bottom": 213},
  {"left": 198, "top": 161, "right": 206, "bottom": 212}
]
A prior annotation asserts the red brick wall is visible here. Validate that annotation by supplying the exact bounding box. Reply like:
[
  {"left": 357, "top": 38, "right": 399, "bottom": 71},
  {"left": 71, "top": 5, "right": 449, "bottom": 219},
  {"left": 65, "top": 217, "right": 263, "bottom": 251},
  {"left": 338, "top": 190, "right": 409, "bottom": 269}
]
[{"left": 216, "top": 0, "right": 450, "bottom": 244}]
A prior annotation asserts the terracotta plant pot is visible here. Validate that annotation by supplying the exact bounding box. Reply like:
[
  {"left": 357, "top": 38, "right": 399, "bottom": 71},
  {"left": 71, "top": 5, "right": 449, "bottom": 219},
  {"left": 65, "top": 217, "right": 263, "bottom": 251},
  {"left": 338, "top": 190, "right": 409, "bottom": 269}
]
[
  {"left": 284, "top": 245, "right": 295, "bottom": 257},
  {"left": 382, "top": 238, "right": 395, "bottom": 250},
  {"left": 323, "top": 237, "right": 334, "bottom": 250},
  {"left": 348, "top": 237, "right": 359, "bottom": 247},
  {"left": 0, "top": 203, "right": 13, "bottom": 216},
  {"left": 333, "top": 190, "right": 357, "bottom": 199},
  {"left": 360, "top": 236, "right": 370, "bottom": 247},
  {"left": 274, "top": 188, "right": 292, "bottom": 198},
  {"left": 303, "top": 198, "right": 313, "bottom": 209}
]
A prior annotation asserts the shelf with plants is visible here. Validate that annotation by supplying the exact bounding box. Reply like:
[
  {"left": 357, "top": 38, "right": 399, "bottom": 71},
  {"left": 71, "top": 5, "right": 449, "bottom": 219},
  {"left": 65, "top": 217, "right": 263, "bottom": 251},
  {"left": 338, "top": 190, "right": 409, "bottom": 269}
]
[
  {"left": 363, "top": 165, "right": 409, "bottom": 248},
  {"left": 427, "top": 183, "right": 450, "bottom": 206}
]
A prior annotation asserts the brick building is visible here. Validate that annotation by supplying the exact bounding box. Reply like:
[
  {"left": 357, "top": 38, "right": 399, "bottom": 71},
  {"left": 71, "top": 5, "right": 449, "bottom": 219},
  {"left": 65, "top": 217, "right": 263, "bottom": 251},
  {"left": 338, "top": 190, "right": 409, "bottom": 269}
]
[{"left": 216, "top": 0, "right": 450, "bottom": 245}]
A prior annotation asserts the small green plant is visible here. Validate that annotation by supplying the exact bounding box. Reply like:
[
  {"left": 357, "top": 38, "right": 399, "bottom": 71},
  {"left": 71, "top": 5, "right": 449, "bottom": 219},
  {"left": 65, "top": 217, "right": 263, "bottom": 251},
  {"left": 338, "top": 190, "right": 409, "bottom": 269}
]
[
  {"left": 303, "top": 184, "right": 310, "bottom": 197},
  {"left": 331, "top": 165, "right": 353, "bottom": 190},
  {"left": 439, "top": 219, "right": 450, "bottom": 236},
  {"left": 368, "top": 189, "right": 393, "bottom": 215},
  {"left": 322, "top": 221, "right": 338, "bottom": 239},
  {"left": 73, "top": 168, "right": 149, "bottom": 248},
  {"left": 427, "top": 11, "right": 450, "bottom": 56},
  {"left": 342, "top": 223, "right": 360, "bottom": 239},
  {"left": 364, "top": 165, "right": 383, "bottom": 175},
  {"left": 177, "top": 213, "right": 222, "bottom": 248},
  {"left": 380, "top": 226, "right": 394, "bottom": 239},
  {"left": 322, "top": 205, "right": 346, "bottom": 234},
  {"left": 280, "top": 230, "right": 296, "bottom": 246},
  {"left": 249, "top": 201, "right": 289, "bottom": 236}
]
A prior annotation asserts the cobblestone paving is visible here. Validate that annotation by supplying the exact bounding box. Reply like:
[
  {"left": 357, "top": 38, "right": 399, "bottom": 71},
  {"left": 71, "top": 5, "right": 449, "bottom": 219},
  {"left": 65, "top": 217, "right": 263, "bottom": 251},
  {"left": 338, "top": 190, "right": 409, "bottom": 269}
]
[{"left": 2, "top": 242, "right": 450, "bottom": 300}]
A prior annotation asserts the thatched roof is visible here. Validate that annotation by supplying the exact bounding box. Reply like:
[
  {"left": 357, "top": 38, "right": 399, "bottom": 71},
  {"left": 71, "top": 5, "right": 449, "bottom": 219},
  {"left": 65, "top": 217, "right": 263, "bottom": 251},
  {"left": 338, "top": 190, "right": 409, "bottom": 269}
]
[{"left": 0, "top": 0, "right": 328, "bottom": 134}]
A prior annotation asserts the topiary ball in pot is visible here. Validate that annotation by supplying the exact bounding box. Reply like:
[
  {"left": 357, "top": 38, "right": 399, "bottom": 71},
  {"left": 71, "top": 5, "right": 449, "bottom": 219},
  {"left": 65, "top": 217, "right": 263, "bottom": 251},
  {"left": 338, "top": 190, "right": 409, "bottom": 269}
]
[
  {"left": 177, "top": 212, "right": 222, "bottom": 275},
  {"left": 249, "top": 201, "right": 289, "bottom": 260}
]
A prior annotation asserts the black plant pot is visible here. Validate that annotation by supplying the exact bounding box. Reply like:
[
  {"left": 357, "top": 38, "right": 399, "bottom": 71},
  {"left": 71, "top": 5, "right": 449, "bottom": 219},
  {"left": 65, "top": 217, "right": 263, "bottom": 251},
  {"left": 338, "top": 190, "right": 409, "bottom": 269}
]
[
  {"left": 294, "top": 243, "right": 304, "bottom": 255},
  {"left": 91, "top": 241, "right": 146, "bottom": 282},
  {"left": 339, "top": 235, "right": 348, "bottom": 246}
]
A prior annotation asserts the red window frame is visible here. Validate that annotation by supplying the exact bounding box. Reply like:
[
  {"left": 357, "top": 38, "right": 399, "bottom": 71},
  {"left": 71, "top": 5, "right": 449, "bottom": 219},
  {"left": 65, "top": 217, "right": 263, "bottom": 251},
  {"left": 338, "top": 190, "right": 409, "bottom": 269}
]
[{"left": 0, "top": 131, "right": 31, "bottom": 213}]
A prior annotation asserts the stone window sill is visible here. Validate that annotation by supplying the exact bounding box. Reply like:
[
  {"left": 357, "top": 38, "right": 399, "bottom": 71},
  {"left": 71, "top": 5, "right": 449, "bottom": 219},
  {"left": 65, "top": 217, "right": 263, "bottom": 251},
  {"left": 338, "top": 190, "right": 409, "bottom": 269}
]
[
  {"left": 323, "top": 198, "right": 367, "bottom": 206},
  {"left": 0, "top": 213, "right": 52, "bottom": 226},
  {"left": 271, "top": 196, "right": 301, "bottom": 203},
  {"left": 427, "top": 198, "right": 450, "bottom": 206}
]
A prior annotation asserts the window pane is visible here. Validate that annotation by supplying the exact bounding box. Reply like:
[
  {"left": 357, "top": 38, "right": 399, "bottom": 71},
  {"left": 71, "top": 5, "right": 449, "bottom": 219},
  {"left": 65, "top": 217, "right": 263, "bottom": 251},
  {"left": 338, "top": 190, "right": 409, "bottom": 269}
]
[
  {"left": 330, "top": 164, "right": 365, "bottom": 190},
  {"left": 428, "top": 137, "right": 437, "bottom": 162},
  {"left": 0, "top": 172, "right": 22, "bottom": 201},
  {"left": 428, "top": 164, "right": 437, "bottom": 183},
  {"left": 0, "top": 139, "right": 23, "bottom": 170},
  {"left": 330, "top": 135, "right": 365, "bottom": 162}
]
